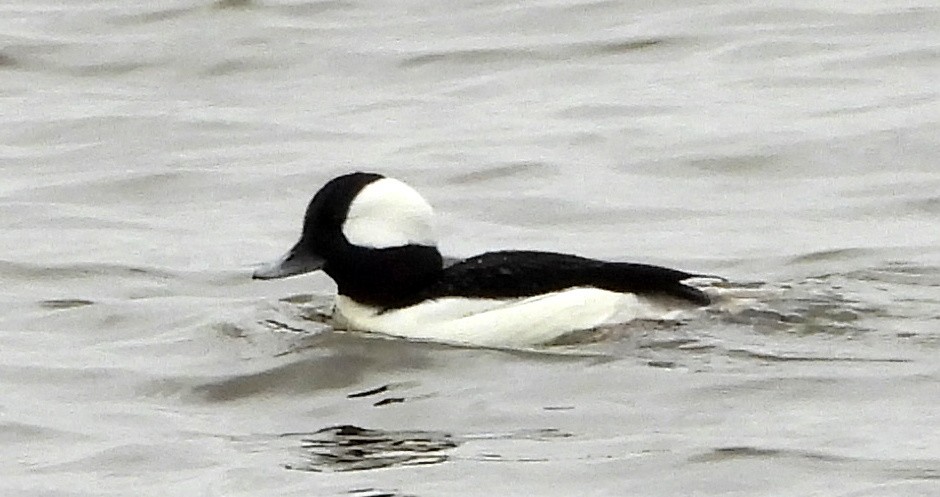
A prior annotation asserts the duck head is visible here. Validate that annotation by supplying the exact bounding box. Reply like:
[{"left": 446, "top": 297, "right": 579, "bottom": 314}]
[{"left": 253, "top": 172, "right": 444, "bottom": 307}]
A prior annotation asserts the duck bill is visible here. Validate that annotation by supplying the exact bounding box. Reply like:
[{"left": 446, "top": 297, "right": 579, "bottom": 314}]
[{"left": 252, "top": 244, "right": 325, "bottom": 280}]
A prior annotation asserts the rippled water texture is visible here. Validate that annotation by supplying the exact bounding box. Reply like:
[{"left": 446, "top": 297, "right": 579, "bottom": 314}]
[{"left": 2, "top": 0, "right": 939, "bottom": 495}]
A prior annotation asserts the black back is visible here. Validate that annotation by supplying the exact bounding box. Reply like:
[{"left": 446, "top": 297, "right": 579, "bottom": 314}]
[{"left": 413, "top": 250, "right": 710, "bottom": 307}]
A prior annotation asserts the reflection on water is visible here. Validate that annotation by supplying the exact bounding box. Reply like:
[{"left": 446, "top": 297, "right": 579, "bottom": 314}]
[
  {"left": 287, "top": 425, "right": 459, "bottom": 472},
  {"left": 284, "top": 424, "right": 577, "bottom": 473}
]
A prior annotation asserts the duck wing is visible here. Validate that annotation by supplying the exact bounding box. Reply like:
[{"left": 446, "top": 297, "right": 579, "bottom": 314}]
[{"left": 427, "top": 250, "right": 710, "bottom": 306}]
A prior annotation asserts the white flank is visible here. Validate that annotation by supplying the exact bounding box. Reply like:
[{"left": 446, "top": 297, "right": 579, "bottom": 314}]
[
  {"left": 331, "top": 288, "right": 691, "bottom": 347},
  {"left": 342, "top": 177, "right": 436, "bottom": 249}
]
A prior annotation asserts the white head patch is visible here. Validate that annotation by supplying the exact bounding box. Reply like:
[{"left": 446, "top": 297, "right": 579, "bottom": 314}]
[{"left": 342, "top": 177, "right": 437, "bottom": 249}]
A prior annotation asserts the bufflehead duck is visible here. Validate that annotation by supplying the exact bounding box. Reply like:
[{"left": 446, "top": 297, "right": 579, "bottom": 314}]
[{"left": 254, "top": 172, "right": 713, "bottom": 347}]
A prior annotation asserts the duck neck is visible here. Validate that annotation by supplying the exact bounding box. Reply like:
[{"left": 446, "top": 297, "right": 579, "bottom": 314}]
[{"left": 323, "top": 244, "right": 443, "bottom": 309}]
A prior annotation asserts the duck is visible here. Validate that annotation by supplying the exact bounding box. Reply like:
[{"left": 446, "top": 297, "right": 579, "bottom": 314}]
[{"left": 253, "top": 172, "right": 714, "bottom": 347}]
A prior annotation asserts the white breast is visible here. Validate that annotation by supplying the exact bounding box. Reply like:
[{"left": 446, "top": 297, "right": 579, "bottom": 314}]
[{"left": 331, "top": 288, "right": 691, "bottom": 347}]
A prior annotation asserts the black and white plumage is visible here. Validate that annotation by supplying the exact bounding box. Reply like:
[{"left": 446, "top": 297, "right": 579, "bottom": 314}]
[{"left": 254, "top": 172, "right": 713, "bottom": 346}]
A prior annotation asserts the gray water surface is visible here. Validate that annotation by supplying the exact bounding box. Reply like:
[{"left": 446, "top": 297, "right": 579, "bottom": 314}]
[{"left": 2, "top": 0, "right": 939, "bottom": 495}]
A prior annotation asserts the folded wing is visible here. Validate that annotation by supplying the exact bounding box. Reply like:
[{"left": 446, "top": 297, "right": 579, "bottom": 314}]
[{"left": 427, "top": 250, "right": 710, "bottom": 306}]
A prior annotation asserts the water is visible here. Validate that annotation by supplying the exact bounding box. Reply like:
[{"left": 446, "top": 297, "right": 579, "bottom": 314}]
[{"left": 2, "top": 0, "right": 939, "bottom": 495}]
